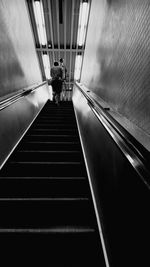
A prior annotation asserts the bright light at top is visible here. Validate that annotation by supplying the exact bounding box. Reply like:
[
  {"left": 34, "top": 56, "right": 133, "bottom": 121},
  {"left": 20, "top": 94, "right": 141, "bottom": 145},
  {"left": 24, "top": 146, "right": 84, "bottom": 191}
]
[
  {"left": 33, "top": 0, "right": 47, "bottom": 45},
  {"left": 77, "top": 2, "right": 89, "bottom": 46},
  {"left": 42, "top": 54, "right": 51, "bottom": 79},
  {"left": 74, "top": 54, "right": 82, "bottom": 81}
]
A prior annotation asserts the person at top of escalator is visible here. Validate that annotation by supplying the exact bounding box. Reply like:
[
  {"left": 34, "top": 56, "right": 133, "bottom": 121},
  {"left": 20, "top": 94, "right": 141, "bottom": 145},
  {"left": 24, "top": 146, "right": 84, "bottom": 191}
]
[
  {"left": 59, "top": 58, "right": 67, "bottom": 81},
  {"left": 59, "top": 58, "right": 67, "bottom": 100},
  {"left": 50, "top": 61, "right": 63, "bottom": 105}
]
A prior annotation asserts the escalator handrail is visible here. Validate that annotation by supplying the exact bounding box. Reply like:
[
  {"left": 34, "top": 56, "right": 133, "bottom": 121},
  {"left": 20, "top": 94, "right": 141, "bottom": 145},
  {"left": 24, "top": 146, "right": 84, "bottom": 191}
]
[
  {"left": 0, "top": 81, "right": 47, "bottom": 111},
  {"left": 75, "top": 81, "right": 150, "bottom": 189}
]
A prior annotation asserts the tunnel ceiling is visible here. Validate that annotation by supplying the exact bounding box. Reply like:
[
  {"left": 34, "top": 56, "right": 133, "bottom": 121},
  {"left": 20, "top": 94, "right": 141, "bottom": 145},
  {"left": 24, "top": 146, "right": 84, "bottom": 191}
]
[{"left": 26, "top": 0, "right": 91, "bottom": 89}]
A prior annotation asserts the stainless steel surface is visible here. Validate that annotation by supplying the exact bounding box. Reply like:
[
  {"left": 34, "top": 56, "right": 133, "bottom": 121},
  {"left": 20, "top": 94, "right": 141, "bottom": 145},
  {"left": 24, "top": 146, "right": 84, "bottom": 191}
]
[
  {"left": 0, "top": 81, "right": 47, "bottom": 111},
  {"left": 81, "top": 0, "right": 150, "bottom": 135},
  {"left": 73, "top": 83, "right": 150, "bottom": 266},
  {"left": 0, "top": 0, "right": 42, "bottom": 98},
  {"left": 0, "top": 83, "right": 49, "bottom": 169},
  {"left": 0, "top": 0, "right": 47, "bottom": 168},
  {"left": 75, "top": 81, "right": 150, "bottom": 187}
]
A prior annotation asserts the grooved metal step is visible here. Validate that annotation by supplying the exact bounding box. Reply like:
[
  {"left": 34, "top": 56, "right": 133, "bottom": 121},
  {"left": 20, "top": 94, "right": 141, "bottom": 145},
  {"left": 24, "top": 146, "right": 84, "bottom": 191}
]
[
  {"left": 23, "top": 134, "right": 79, "bottom": 142},
  {"left": 0, "top": 231, "right": 105, "bottom": 266},
  {"left": 1, "top": 161, "right": 85, "bottom": 177},
  {"left": 0, "top": 178, "right": 89, "bottom": 197},
  {"left": 0, "top": 199, "right": 95, "bottom": 228},
  {"left": 18, "top": 141, "right": 81, "bottom": 151},
  {"left": 12, "top": 150, "right": 82, "bottom": 162}
]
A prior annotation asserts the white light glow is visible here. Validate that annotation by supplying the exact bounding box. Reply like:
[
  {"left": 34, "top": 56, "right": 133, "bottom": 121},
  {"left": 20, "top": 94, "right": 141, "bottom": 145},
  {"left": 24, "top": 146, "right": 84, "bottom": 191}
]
[
  {"left": 33, "top": 0, "right": 47, "bottom": 45},
  {"left": 74, "top": 55, "right": 82, "bottom": 80},
  {"left": 42, "top": 54, "right": 51, "bottom": 79},
  {"left": 77, "top": 2, "right": 89, "bottom": 46}
]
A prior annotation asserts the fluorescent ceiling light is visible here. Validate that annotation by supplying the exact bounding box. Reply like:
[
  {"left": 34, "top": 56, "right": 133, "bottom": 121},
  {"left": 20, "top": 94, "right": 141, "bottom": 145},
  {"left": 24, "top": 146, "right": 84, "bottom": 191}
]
[
  {"left": 42, "top": 54, "right": 51, "bottom": 79},
  {"left": 77, "top": 1, "right": 89, "bottom": 46},
  {"left": 33, "top": 0, "right": 47, "bottom": 45},
  {"left": 74, "top": 54, "right": 82, "bottom": 80}
]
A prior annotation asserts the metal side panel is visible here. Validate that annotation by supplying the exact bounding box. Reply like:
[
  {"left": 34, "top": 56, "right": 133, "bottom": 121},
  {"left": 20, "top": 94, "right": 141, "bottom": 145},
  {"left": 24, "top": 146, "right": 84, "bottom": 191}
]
[
  {"left": 0, "top": 83, "right": 50, "bottom": 169},
  {"left": 72, "top": 84, "right": 150, "bottom": 267},
  {"left": 72, "top": 85, "right": 110, "bottom": 267}
]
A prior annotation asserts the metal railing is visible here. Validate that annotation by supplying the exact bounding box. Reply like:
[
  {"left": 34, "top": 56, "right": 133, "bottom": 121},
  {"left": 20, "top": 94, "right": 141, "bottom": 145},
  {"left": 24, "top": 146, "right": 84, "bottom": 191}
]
[
  {"left": 60, "top": 81, "right": 73, "bottom": 101},
  {"left": 0, "top": 81, "right": 47, "bottom": 111}
]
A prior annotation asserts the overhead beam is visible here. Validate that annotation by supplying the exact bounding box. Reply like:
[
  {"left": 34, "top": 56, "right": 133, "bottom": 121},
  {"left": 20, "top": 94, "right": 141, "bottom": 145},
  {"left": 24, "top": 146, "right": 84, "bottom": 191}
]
[
  {"left": 36, "top": 48, "right": 84, "bottom": 52},
  {"left": 69, "top": 0, "right": 75, "bottom": 87},
  {"left": 75, "top": 0, "right": 84, "bottom": 82},
  {"left": 64, "top": 0, "right": 67, "bottom": 64},
  {"left": 32, "top": 0, "right": 45, "bottom": 78},
  {"left": 56, "top": 0, "right": 60, "bottom": 59},
  {"left": 47, "top": 0, "right": 55, "bottom": 63}
]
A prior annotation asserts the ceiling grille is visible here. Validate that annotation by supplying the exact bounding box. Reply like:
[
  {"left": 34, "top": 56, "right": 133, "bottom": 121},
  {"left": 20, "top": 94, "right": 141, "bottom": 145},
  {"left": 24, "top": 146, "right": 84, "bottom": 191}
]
[{"left": 26, "top": 0, "right": 91, "bottom": 90}]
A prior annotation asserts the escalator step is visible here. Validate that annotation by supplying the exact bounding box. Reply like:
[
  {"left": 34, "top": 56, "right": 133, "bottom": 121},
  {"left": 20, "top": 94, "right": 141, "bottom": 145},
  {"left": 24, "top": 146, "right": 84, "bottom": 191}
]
[
  {"left": 11, "top": 150, "right": 82, "bottom": 162},
  {"left": 0, "top": 199, "right": 95, "bottom": 228},
  {"left": 0, "top": 161, "right": 86, "bottom": 177},
  {"left": 28, "top": 129, "right": 78, "bottom": 135},
  {"left": 35, "top": 116, "right": 76, "bottom": 120},
  {"left": 23, "top": 134, "right": 79, "bottom": 142},
  {"left": 0, "top": 176, "right": 86, "bottom": 180},
  {"left": 30, "top": 123, "right": 77, "bottom": 129},
  {"left": 0, "top": 177, "right": 89, "bottom": 198},
  {"left": 0, "top": 231, "right": 106, "bottom": 266},
  {"left": 16, "top": 141, "right": 81, "bottom": 151}
]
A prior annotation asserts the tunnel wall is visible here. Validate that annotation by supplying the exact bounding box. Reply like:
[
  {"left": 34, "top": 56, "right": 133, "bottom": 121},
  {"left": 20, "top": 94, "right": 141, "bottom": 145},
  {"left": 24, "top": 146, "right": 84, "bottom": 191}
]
[
  {"left": 0, "top": 0, "right": 42, "bottom": 98},
  {"left": 81, "top": 0, "right": 150, "bottom": 136}
]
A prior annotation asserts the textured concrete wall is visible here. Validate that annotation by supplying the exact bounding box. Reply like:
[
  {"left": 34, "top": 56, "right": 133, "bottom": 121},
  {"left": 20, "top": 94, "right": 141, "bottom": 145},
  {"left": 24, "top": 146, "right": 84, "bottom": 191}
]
[
  {"left": 0, "top": 0, "right": 42, "bottom": 97},
  {"left": 81, "top": 0, "right": 150, "bottom": 136}
]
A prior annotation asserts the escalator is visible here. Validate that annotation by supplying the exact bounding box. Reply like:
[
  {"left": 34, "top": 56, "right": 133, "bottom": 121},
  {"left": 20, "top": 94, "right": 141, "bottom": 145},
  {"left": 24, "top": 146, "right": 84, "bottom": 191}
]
[{"left": 0, "top": 100, "right": 106, "bottom": 266}]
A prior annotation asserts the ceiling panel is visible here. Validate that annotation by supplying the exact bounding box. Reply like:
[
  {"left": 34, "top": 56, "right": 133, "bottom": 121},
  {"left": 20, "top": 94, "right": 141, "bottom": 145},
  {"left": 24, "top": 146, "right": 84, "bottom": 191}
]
[{"left": 26, "top": 0, "right": 91, "bottom": 90}]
